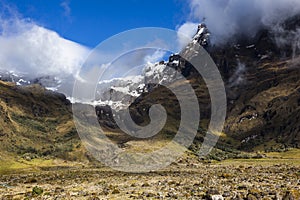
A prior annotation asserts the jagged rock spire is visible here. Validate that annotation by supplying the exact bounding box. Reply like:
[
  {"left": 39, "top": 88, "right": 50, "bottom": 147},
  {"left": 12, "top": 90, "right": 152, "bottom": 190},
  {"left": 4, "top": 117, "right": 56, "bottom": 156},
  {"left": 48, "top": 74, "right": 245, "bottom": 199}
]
[{"left": 192, "top": 22, "right": 211, "bottom": 48}]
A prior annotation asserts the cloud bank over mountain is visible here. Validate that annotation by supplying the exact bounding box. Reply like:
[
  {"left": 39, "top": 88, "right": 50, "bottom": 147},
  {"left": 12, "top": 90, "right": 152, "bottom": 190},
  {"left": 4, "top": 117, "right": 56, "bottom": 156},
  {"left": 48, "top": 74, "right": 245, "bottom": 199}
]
[{"left": 178, "top": 0, "right": 300, "bottom": 45}]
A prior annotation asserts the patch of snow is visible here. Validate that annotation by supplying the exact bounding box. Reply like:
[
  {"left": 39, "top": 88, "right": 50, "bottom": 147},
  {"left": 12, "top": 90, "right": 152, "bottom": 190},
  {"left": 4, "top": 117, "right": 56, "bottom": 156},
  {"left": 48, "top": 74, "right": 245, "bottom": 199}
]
[
  {"left": 246, "top": 44, "right": 255, "bottom": 49},
  {"left": 241, "top": 134, "right": 258, "bottom": 144},
  {"left": 171, "top": 60, "right": 179, "bottom": 65},
  {"left": 239, "top": 113, "right": 258, "bottom": 123},
  {"left": 234, "top": 44, "right": 241, "bottom": 49},
  {"left": 45, "top": 87, "right": 59, "bottom": 91},
  {"left": 111, "top": 86, "right": 131, "bottom": 96},
  {"left": 68, "top": 96, "right": 127, "bottom": 110},
  {"left": 260, "top": 55, "right": 269, "bottom": 60},
  {"left": 16, "top": 79, "right": 30, "bottom": 86},
  {"left": 99, "top": 75, "right": 143, "bottom": 85}
]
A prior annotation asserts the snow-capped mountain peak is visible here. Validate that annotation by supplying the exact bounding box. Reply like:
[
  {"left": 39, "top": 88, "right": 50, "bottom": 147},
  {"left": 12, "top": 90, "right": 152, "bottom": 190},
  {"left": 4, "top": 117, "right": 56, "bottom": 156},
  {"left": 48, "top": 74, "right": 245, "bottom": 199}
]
[{"left": 1, "top": 23, "right": 211, "bottom": 110}]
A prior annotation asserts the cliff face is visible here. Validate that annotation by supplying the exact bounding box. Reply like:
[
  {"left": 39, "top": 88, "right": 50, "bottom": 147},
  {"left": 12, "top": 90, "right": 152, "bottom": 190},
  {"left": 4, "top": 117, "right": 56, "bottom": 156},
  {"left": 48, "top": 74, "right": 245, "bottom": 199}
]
[
  {"left": 224, "top": 58, "right": 300, "bottom": 151},
  {"left": 126, "top": 17, "right": 300, "bottom": 152},
  {"left": 210, "top": 17, "right": 300, "bottom": 151}
]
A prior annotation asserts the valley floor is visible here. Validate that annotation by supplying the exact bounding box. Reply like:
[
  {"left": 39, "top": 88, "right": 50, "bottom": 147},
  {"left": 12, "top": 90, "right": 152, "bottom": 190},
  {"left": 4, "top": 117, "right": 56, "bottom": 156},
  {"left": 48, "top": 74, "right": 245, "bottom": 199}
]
[{"left": 0, "top": 150, "right": 300, "bottom": 200}]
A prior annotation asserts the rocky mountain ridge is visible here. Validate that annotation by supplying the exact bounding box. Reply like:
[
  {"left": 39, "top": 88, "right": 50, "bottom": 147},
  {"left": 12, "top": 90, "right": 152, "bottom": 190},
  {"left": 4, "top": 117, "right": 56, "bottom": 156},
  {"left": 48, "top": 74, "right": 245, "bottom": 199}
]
[{"left": 0, "top": 17, "right": 299, "bottom": 163}]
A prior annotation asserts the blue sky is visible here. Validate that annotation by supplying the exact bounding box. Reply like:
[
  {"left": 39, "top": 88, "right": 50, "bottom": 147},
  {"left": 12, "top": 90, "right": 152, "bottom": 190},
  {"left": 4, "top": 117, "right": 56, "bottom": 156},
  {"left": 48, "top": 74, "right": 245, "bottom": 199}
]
[
  {"left": 0, "top": 0, "right": 200, "bottom": 86},
  {"left": 5, "top": 0, "right": 190, "bottom": 47}
]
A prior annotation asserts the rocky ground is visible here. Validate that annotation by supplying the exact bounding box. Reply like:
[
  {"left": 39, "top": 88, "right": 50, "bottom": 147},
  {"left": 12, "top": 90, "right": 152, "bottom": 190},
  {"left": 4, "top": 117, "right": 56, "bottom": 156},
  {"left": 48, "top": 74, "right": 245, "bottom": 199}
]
[{"left": 0, "top": 156, "right": 299, "bottom": 200}]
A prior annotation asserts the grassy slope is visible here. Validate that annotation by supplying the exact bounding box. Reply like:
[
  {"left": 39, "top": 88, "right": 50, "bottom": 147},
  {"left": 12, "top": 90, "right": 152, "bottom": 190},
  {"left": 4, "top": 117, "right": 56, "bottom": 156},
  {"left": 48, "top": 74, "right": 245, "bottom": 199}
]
[{"left": 0, "top": 81, "right": 86, "bottom": 173}]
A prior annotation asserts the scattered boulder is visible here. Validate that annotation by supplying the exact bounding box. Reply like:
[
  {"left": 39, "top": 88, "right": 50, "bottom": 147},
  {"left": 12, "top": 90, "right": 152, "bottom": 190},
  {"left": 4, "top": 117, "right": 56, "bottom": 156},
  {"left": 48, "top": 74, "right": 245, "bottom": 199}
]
[{"left": 32, "top": 186, "right": 43, "bottom": 196}]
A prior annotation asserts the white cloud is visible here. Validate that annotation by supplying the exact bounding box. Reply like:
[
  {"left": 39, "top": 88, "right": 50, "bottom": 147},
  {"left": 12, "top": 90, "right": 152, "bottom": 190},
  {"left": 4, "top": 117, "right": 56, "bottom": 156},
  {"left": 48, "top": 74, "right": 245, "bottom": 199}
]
[
  {"left": 60, "top": 0, "right": 71, "bottom": 18},
  {"left": 181, "top": 0, "right": 300, "bottom": 45},
  {"left": 144, "top": 50, "right": 166, "bottom": 64},
  {"left": 176, "top": 22, "right": 198, "bottom": 49},
  {"left": 0, "top": 17, "right": 90, "bottom": 79}
]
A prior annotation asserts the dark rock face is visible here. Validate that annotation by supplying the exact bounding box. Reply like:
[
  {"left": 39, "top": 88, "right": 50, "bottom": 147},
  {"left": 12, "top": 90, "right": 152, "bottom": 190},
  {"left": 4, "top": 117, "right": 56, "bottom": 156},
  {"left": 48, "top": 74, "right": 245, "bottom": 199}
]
[
  {"left": 95, "top": 105, "right": 118, "bottom": 129},
  {"left": 218, "top": 22, "right": 300, "bottom": 150},
  {"left": 121, "top": 16, "right": 300, "bottom": 151}
]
